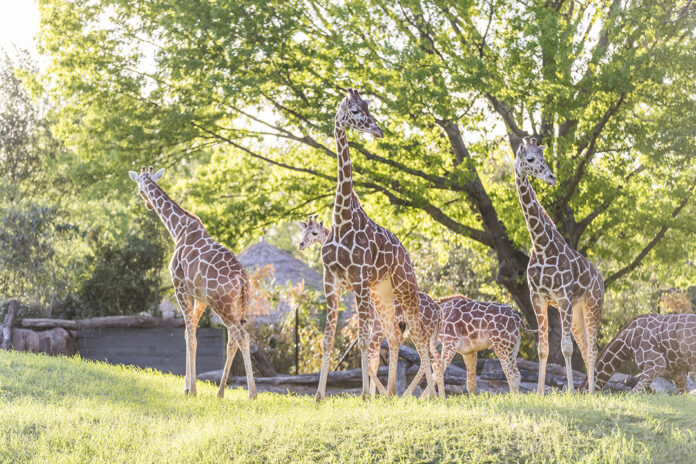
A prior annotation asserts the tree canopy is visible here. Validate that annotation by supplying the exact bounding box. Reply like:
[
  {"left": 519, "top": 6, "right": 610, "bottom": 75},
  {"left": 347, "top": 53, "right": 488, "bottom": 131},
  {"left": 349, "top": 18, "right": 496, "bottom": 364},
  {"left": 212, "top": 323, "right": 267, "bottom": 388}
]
[{"left": 38, "top": 0, "right": 696, "bottom": 361}]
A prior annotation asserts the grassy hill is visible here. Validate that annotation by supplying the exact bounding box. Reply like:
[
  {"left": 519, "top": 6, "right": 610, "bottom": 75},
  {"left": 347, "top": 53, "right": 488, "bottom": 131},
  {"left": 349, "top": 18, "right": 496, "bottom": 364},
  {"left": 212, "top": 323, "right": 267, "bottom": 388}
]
[{"left": 1, "top": 351, "right": 695, "bottom": 463}]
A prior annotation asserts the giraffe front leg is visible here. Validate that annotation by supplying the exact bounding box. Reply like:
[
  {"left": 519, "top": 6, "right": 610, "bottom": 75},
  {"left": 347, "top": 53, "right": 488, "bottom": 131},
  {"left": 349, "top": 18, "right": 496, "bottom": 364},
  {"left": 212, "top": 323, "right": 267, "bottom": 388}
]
[
  {"left": 555, "top": 297, "right": 576, "bottom": 393},
  {"left": 531, "top": 293, "right": 549, "bottom": 395},
  {"left": 316, "top": 272, "right": 341, "bottom": 403},
  {"left": 353, "top": 284, "right": 373, "bottom": 401},
  {"left": 632, "top": 355, "right": 667, "bottom": 393},
  {"left": 174, "top": 290, "right": 194, "bottom": 395},
  {"left": 367, "top": 308, "right": 387, "bottom": 397}
]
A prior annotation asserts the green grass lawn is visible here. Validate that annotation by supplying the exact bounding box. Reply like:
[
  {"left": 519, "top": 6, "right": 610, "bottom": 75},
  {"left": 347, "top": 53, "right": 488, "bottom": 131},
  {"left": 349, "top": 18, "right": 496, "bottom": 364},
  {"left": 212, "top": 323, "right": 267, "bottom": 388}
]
[{"left": 1, "top": 351, "right": 695, "bottom": 464}]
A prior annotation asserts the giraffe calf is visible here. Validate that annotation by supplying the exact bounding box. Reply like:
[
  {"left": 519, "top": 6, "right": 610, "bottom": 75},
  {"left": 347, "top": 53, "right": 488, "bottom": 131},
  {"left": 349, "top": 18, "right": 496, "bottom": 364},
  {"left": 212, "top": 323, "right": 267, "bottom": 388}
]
[
  {"left": 579, "top": 313, "right": 696, "bottom": 393},
  {"left": 407, "top": 295, "right": 523, "bottom": 394}
]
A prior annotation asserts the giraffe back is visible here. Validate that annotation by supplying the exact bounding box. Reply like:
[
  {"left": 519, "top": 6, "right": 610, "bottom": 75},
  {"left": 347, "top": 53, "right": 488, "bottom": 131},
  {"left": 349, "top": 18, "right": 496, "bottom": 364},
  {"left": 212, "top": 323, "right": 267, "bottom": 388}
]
[{"left": 437, "top": 295, "right": 521, "bottom": 353}]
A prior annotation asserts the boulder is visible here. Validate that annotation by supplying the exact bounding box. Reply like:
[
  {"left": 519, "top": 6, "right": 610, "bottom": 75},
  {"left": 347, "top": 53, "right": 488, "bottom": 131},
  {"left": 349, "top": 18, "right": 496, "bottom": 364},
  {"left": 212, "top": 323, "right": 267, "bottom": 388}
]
[{"left": 650, "top": 377, "right": 677, "bottom": 394}]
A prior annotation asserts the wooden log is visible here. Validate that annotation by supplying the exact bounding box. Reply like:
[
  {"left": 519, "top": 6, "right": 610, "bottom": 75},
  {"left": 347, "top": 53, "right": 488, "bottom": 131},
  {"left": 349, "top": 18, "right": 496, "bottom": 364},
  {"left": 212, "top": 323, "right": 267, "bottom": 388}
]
[
  {"left": 21, "top": 315, "right": 185, "bottom": 330},
  {"left": 250, "top": 344, "right": 277, "bottom": 377},
  {"left": 1, "top": 300, "right": 18, "bottom": 350}
]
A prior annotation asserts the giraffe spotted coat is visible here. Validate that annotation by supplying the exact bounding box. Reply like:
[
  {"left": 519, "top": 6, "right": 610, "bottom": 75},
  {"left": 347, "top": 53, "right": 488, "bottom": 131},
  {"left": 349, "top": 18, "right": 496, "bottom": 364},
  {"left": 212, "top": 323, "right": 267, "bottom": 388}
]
[
  {"left": 129, "top": 166, "right": 256, "bottom": 399},
  {"left": 299, "top": 215, "right": 441, "bottom": 397},
  {"left": 314, "top": 89, "right": 437, "bottom": 400},
  {"left": 515, "top": 137, "right": 604, "bottom": 393},
  {"left": 579, "top": 314, "right": 696, "bottom": 393},
  {"left": 405, "top": 295, "right": 523, "bottom": 394}
]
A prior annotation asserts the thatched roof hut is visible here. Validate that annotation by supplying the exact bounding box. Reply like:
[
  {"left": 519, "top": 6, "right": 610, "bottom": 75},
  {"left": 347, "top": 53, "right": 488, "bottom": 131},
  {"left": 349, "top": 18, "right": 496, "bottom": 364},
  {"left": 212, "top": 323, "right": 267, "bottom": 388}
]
[{"left": 238, "top": 241, "right": 323, "bottom": 290}]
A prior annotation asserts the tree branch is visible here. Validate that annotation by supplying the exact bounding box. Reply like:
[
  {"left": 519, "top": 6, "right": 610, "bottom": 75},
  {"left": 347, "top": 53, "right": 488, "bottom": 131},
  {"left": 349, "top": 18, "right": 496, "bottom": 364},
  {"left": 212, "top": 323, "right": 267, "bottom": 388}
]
[{"left": 605, "top": 189, "right": 693, "bottom": 287}]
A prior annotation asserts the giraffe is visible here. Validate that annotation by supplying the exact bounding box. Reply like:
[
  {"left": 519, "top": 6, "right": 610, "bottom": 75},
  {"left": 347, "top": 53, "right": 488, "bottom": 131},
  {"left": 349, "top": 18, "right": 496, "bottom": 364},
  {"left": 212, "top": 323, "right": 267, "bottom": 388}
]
[
  {"left": 128, "top": 166, "right": 256, "bottom": 399},
  {"left": 403, "top": 295, "right": 523, "bottom": 395},
  {"left": 579, "top": 314, "right": 696, "bottom": 393},
  {"left": 514, "top": 137, "right": 604, "bottom": 393},
  {"left": 299, "top": 214, "right": 442, "bottom": 398},
  {"left": 316, "top": 88, "right": 437, "bottom": 400}
]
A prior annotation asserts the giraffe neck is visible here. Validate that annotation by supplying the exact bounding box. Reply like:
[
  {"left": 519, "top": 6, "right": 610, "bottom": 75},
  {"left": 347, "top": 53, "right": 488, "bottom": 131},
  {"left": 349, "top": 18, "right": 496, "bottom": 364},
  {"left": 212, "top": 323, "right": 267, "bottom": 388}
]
[
  {"left": 142, "top": 179, "right": 201, "bottom": 244},
  {"left": 583, "top": 326, "right": 632, "bottom": 390},
  {"left": 514, "top": 168, "right": 559, "bottom": 256},
  {"left": 333, "top": 122, "right": 353, "bottom": 227}
]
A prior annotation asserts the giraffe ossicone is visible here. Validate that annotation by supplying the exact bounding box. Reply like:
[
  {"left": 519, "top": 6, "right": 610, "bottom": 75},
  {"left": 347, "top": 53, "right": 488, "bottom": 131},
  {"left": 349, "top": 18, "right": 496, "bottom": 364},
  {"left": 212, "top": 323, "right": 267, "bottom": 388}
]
[
  {"left": 129, "top": 166, "right": 257, "bottom": 399},
  {"left": 514, "top": 137, "right": 604, "bottom": 394}
]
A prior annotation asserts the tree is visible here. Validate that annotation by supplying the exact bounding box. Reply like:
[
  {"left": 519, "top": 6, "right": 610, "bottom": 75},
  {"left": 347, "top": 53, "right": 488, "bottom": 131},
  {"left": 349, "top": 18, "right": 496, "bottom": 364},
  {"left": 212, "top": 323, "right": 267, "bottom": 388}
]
[{"left": 39, "top": 0, "right": 696, "bottom": 364}]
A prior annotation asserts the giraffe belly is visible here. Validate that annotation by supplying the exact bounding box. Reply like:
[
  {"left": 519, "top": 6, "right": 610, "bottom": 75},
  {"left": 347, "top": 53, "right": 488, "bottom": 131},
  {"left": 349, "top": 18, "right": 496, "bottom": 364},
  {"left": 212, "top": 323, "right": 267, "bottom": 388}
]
[{"left": 458, "top": 334, "right": 491, "bottom": 354}]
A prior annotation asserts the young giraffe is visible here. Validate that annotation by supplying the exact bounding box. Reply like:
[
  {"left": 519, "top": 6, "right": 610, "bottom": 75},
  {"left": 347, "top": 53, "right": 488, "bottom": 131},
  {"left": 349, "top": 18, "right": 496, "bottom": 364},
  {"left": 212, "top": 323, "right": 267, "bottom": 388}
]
[
  {"left": 514, "top": 137, "right": 604, "bottom": 393},
  {"left": 299, "top": 215, "right": 442, "bottom": 398},
  {"left": 317, "top": 88, "right": 437, "bottom": 400},
  {"left": 403, "top": 295, "right": 523, "bottom": 395},
  {"left": 579, "top": 314, "right": 696, "bottom": 393},
  {"left": 129, "top": 166, "right": 256, "bottom": 399}
]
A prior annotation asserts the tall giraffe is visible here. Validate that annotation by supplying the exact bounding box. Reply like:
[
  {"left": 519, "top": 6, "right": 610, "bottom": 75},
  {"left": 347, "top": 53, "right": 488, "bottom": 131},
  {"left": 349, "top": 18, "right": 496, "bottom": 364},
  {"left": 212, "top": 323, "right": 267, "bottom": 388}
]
[
  {"left": 318, "top": 90, "right": 437, "bottom": 400},
  {"left": 299, "top": 215, "right": 442, "bottom": 398},
  {"left": 514, "top": 137, "right": 604, "bottom": 393},
  {"left": 129, "top": 166, "right": 256, "bottom": 399},
  {"left": 579, "top": 314, "right": 696, "bottom": 393}
]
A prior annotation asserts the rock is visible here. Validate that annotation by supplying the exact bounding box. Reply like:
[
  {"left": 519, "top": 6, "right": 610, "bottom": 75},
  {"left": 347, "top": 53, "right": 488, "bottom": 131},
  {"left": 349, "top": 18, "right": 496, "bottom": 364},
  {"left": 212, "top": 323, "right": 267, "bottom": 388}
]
[
  {"left": 480, "top": 359, "right": 505, "bottom": 381},
  {"left": 159, "top": 298, "right": 178, "bottom": 319},
  {"left": 650, "top": 377, "right": 677, "bottom": 394},
  {"left": 686, "top": 374, "right": 696, "bottom": 392}
]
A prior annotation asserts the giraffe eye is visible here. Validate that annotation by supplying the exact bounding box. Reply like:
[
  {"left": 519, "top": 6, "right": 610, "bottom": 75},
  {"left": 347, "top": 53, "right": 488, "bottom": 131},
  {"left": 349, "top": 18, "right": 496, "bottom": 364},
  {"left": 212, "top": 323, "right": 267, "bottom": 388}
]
[
  {"left": 526, "top": 157, "right": 534, "bottom": 163},
  {"left": 351, "top": 109, "right": 360, "bottom": 114},
  {"left": 312, "top": 231, "right": 318, "bottom": 235}
]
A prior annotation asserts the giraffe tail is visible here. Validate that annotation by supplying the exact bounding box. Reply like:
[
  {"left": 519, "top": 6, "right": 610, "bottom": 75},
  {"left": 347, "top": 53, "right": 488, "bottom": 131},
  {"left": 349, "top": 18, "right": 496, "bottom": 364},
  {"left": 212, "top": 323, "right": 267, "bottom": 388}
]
[{"left": 519, "top": 314, "right": 538, "bottom": 335}]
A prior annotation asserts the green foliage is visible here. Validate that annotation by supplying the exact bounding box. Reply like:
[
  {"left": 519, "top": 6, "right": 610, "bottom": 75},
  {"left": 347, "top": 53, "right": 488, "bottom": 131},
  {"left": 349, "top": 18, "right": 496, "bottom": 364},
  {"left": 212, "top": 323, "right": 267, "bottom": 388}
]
[
  {"left": 78, "top": 216, "right": 168, "bottom": 318},
  {"left": 3, "top": 350, "right": 696, "bottom": 463},
  {"left": 37, "top": 0, "right": 696, "bottom": 333}
]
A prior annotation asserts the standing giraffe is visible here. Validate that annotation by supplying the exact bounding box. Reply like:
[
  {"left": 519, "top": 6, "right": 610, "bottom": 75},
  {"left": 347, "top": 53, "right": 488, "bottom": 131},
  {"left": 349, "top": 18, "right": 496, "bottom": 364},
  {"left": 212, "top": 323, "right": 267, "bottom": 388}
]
[
  {"left": 318, "top": 88, "right": 437, "bottom": 400},
  {"left": 514, "top": 137, "right": 604, "bottom": 393},
  {"left": 129, "top": 166, "right": 256, "bottom": 399},
  {"left": 299, "top": 214, "right": 442, "bottom": 398},
  {"left": 579, "top": 314, "right": 696, "bottom": 393},
  {"left": 404, "top": 295, "right": 523, "bottom": 395}
]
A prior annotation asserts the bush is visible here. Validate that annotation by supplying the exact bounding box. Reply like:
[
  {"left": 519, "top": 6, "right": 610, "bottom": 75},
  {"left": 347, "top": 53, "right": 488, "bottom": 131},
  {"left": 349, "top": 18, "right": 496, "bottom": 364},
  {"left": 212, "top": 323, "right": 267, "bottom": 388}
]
[{"left": 78, "top": 229, "right": 167, "bottom": 318}]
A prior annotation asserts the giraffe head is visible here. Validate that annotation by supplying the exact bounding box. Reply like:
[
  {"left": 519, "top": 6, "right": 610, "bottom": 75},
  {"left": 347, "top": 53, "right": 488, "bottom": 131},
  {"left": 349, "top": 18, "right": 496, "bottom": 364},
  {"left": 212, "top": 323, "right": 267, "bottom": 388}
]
[
  {"left": 515, "top": 137, "right": 556, "bottom": 186},
  {"left": 298, "top": 214, "right": 329, "bottom": 250},
  {"left": 128, "top": 165, "right": 165, "bottom": 210},
  {"left": 335, "top": 88, "right": 384, "bottom": 138}
]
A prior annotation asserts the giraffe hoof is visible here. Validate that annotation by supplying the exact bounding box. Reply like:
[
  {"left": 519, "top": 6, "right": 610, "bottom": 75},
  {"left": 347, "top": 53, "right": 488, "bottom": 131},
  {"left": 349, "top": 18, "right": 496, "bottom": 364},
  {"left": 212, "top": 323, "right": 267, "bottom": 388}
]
[
  {"left": 217, "top": 390, "right": 225, "bottom": 399},
  {"left": 249, "top": 391, "right": 257, "bottom": 400},
  {"left": 184, "top": 388, "right": 190, "bottom": 396},
  {"left": 361, "top": 392, "right": 369, "bottom": 402},
  {"left": 314, "top": 391, "right": 324, "bottom": 403}
]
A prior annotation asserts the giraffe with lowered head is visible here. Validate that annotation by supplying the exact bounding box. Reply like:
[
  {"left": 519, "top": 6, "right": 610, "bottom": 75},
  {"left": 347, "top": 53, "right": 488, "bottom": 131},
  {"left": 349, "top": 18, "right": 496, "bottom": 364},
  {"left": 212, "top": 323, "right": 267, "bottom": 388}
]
[
  {"left": 316, "top": 89, "right": 438, "bottom": 400},
  {"left": 579, "top": 313, "right": 696, "bottom": 393},
  {"left": 514, "top": 137, "right": 604, "bottom": 393},
  {"left": 129, "top": 166, "right": 256, "bottom": 399}
]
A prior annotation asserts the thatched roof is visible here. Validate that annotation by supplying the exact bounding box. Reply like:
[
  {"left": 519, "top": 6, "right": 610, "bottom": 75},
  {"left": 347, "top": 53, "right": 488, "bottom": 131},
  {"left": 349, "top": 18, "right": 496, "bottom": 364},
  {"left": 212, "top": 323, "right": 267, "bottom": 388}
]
[{"left": 238, "top": 241, "right": 322, "bottom": 291}]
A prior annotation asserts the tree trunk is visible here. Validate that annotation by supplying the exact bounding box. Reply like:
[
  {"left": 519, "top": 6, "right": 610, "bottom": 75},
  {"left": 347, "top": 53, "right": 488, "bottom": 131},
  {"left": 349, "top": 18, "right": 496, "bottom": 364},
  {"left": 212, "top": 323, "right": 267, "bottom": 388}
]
[{"left": 1, "top": 300, "right": 19, "bottom": 350}]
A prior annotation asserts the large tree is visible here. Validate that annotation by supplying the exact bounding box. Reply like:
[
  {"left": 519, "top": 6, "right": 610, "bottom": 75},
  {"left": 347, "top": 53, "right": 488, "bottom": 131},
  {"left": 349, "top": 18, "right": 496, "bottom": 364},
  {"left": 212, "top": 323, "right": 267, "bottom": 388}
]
[{"left": 39, "top": 0, "right": 696, "bottom": 364}]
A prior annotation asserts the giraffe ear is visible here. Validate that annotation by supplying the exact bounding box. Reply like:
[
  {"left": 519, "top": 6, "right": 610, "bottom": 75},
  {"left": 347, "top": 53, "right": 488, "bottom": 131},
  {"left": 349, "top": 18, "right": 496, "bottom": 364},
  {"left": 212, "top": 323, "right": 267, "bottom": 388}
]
[
  {"left": 319, "top": 220, "right": 324, "bottom": 227},
  {"left": 538, "top": 145, "right": 546, "bottom": 151},
  {"left": 128, "top": 171, "right": 140, "bottom": 182},
  {"left": 299, "top": 221, "right": 307, "bottom": 228},
  {"left": 151, "top": 168, "right": 165, "bottom": 181}
]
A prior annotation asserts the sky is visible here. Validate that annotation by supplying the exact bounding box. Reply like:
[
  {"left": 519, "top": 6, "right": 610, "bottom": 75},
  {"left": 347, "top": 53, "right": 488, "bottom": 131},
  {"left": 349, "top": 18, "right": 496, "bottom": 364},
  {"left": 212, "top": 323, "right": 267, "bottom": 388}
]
[{"left": 0, "top": 1, "right": 40, "bottom": 53}]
